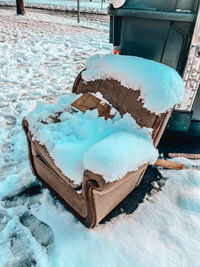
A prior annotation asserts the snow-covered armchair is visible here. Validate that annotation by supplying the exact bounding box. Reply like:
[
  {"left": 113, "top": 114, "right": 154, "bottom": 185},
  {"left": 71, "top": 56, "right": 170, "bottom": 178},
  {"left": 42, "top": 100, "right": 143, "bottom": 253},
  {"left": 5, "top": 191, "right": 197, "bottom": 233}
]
[{"left": 22, "top": 55, "right": 184, "bottom": 228}]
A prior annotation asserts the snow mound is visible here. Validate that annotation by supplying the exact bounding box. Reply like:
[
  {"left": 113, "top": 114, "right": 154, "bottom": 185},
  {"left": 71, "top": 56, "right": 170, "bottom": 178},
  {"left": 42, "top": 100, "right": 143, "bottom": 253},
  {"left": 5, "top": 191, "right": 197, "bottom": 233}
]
[
  {"left": 27, "top": 94, "right": 158, "bottom": 184},
  {"left": 82, "top": 54, "right": 185, "bottom": 114},
  {"left": 83, "top": 131, "right": 158, "bottom": 181}
]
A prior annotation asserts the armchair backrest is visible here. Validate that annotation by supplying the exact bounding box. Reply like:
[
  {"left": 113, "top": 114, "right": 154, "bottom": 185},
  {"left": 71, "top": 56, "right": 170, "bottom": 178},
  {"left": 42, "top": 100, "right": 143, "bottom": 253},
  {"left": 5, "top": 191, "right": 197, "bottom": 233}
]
[{"left": 72, "top": 70, "right": 172, "bottom": 147}]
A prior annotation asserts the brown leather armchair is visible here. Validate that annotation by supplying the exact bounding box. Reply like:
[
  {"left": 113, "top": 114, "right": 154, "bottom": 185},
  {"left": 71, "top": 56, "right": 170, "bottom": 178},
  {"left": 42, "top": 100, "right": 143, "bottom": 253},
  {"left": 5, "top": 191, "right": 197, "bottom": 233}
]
[{"left": 22, "top": 70, "right": 172, "bottom": 228}]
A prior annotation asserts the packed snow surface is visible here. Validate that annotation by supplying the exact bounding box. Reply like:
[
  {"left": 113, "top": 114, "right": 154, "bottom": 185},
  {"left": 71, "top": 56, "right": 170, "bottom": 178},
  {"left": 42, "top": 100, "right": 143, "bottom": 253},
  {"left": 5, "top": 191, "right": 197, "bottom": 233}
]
[
  {"left": 0, "top": 8, "right": 200, "bottom": 267},
  {"left": 82, "top": 54, "right": 185, "bottom": 113},
  {"left": 27, "top": 94, "right": 158, "bottom": 183}
]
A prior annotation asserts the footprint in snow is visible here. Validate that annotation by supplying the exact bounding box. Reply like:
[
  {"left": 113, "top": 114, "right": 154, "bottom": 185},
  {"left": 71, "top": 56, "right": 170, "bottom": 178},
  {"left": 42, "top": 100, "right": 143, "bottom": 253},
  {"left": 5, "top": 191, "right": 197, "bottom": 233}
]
[
  {"left": 10, "top": 257, "right": 37, "bottom": 267},
  {"left": 10, "top": 231, "right": 36, "bottom": 267},
  {"left": 20, "top": 211, "right": 54, "bottom": 253},
  {"left": 3, "top": 183, "right": 43, "bottom": 209}
]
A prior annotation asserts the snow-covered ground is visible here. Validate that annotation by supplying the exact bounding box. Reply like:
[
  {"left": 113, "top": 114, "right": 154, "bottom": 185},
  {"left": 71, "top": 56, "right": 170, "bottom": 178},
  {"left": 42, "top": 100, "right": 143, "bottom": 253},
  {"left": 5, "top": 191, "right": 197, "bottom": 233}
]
[
  {"left": 0, "top": 0, "right": 109, "bottom": 14},
  {"left": 0, "top": 8, "right": 200, "bottom": 267}
]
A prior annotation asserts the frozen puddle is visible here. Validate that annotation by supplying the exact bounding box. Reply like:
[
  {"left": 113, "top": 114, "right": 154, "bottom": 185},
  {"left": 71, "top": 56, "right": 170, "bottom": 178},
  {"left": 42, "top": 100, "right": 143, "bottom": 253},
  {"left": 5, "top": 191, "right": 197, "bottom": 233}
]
[{"left": 0, "top": 8, "right": 200, "bottom": 267}]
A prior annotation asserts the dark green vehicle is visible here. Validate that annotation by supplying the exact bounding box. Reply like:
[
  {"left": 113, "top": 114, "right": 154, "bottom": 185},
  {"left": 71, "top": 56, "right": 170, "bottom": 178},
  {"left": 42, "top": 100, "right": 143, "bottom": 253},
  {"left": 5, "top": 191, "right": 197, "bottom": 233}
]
[{"left": 109, "top": 0, "right": 200, "bottom": 143}]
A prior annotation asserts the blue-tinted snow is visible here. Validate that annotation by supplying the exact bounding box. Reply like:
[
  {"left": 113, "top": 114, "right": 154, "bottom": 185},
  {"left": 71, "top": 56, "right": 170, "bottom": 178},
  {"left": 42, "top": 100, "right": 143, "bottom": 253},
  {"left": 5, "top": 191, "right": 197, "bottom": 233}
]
[
  {"left": 82, "top": 54, "right": 185, "bottom": 114},
  {"left": 0, "top": 8, "right": 200, "bottom": 267},
  {"left": 27, "top": 95, "right": 158, "bottom": 183}
]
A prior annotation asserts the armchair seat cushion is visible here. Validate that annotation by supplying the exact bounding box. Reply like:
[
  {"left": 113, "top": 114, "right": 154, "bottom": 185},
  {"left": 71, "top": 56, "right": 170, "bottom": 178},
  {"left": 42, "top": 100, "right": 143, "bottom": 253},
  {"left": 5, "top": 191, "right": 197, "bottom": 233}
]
[{"left": 83, "top": 130, "right": 158, "bottom": 182}]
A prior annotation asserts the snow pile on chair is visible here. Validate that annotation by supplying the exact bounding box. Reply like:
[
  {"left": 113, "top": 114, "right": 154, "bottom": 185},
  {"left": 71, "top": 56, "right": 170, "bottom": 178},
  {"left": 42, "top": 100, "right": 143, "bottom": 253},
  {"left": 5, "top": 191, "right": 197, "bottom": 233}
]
[
  {"left": 82, "top": 54, "right": 185, "bottom": 114},
  {"left": 26, "top": 54, "right": 185, "bottom": 184},
  {"left": 27, "top": 95, "right": 158, "bottom": 184}
]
